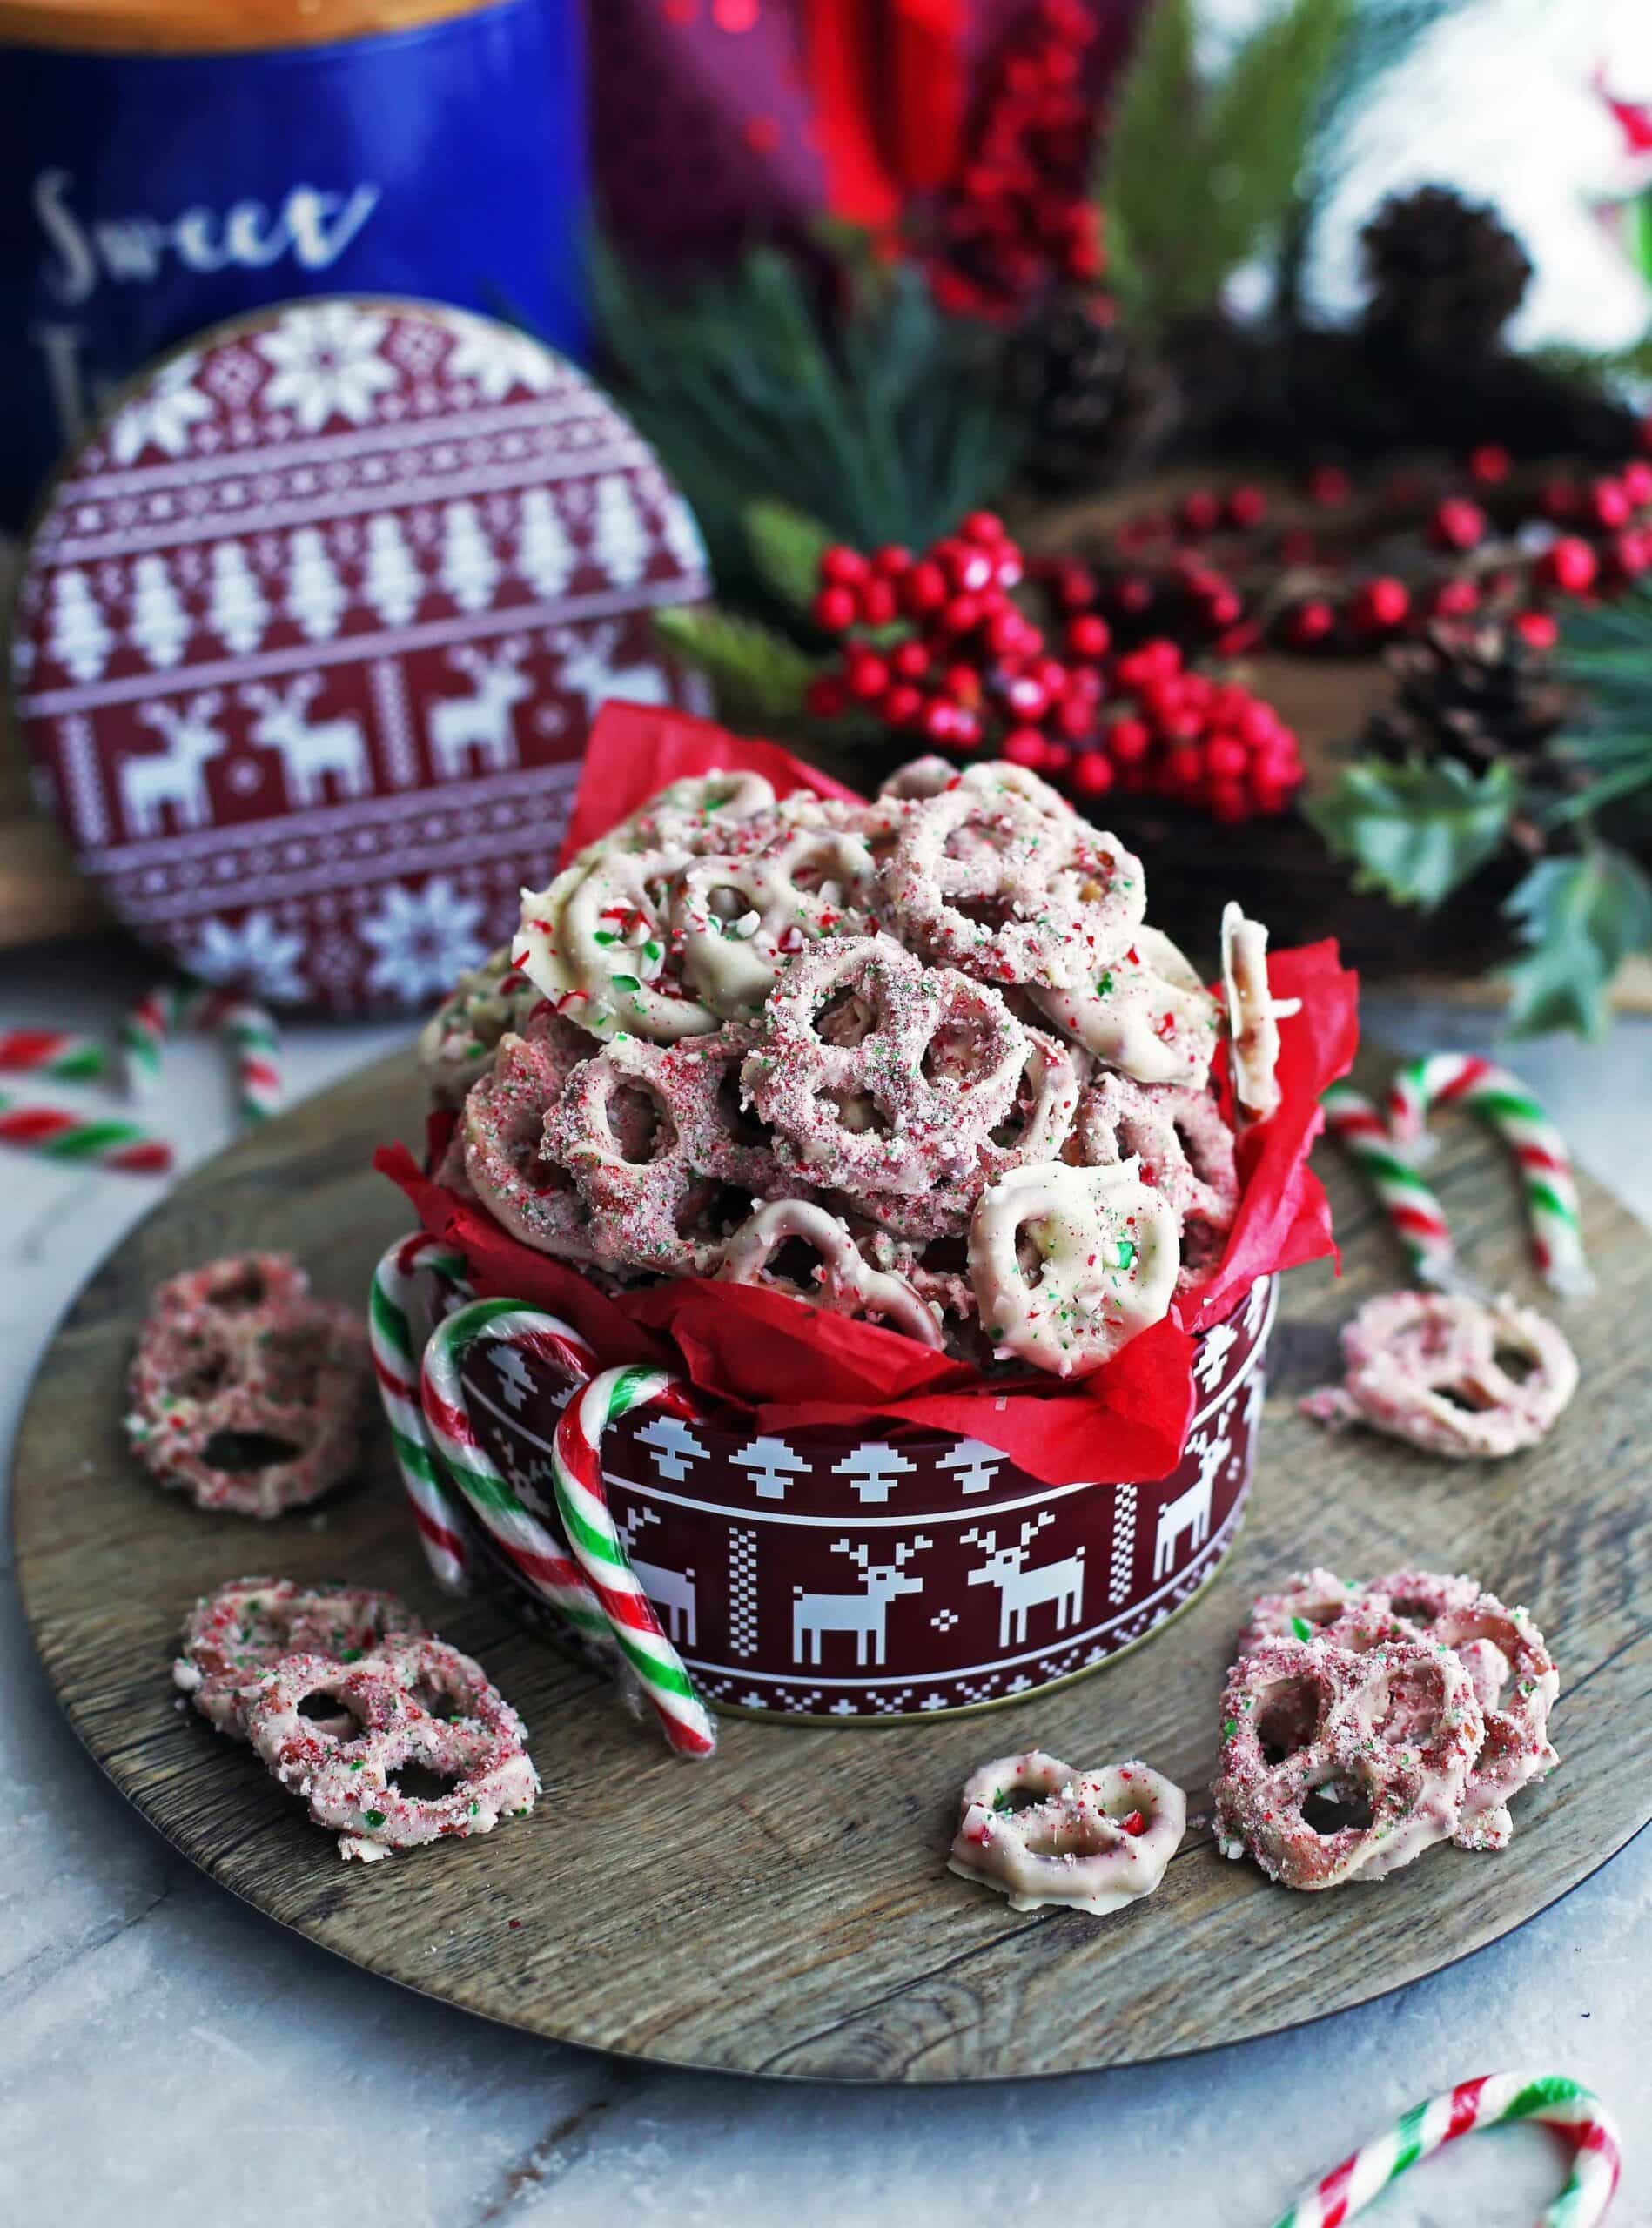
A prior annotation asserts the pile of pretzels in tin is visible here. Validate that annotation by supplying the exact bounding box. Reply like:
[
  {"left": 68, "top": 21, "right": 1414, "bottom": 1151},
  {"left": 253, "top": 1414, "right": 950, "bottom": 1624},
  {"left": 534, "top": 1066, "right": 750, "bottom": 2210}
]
[{"left": 420, "top": 756, "right": 1290, "bottom": 1380}]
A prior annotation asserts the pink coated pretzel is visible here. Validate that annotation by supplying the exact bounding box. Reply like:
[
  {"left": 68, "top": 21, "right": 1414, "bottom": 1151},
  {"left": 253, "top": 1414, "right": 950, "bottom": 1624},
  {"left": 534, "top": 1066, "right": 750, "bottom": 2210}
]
[
  {"left": 1213, "top": 1634, "right": 1484, "bottom": 1889},
  {"left": 1073, "top": 1072, "right": 1238, "bottom": 1279},
  {"left": 672, "top": 820, "right": 876, "bottom": 1021},
  {"left": 246, "top": 1636, "right": 538, "bottom": 1862},
  {"left": 879, "top": 782, "right": 1146, "bottom": 990},
  {"left": 1302, "top": 1290, "right": 1578, "bottom": 1458},
  {"left": 856, "top": 1026, "right": 1085, "bottom": 1242},
  {"left": 126, "top": 1254, "right": 373, "bottom": 1519},
  {"left": 949, "top": 1749, "right": 1186, "bottom": 1914},
  {"left": 969, "top": 1158, "right": 1181, "bottom": 1377},
  {"left": 742, "top": 934, "right": 1028, "bottom": 1197},
  {"left": 718, "top": 1197, "right": 944, "bottom": 1346},
  {"left": 173, "top": 1576, "right": 425, "bottom": 1739},
  {"left": 462, "top": 1030, "right": 602, "bottom": 1262},
  {"left": 1033, "top": 927, "right": 1221, "bottom": 1089},
  {"left": 545, "top": 1025, "right": 784, "bottom": 1274},
  {"left": 1237, "top": 1570, "right": 1560, "bottom": 1850}
]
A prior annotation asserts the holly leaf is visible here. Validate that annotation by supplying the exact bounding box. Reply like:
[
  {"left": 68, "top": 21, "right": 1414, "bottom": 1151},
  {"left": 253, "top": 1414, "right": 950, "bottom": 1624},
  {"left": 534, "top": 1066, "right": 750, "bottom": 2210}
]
[
  {"left": 1303, "top": 756, "right": 1520, "bottom": 909},
  {"left": 743, "top": 500, "right": 836, "bottom": 615},
  {"left": 1500, "top": 848, "right": 1652, "bottom": 1039},
  {"left": 652, "top": 604, "right": 816, "bottom": 722}
]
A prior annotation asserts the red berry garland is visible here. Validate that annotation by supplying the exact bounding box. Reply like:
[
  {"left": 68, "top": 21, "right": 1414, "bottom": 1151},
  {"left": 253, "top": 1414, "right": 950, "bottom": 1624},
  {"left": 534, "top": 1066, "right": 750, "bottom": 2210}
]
[
  {"left": 806, "top": 515, "right": 1305, "bottom": 825},
  {"left": 926, "top": 0, "right": 1105, "bottom": 321}
]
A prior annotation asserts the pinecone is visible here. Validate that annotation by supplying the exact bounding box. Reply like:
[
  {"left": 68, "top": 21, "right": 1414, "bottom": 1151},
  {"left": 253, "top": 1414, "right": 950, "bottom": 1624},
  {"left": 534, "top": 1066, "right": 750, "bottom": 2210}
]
[
  {"left": 1011, "top": 291, "right": 1179, "bottom": 494},
  {"left": 1364, "top": 621, "right": 1574, "bottom": 777},
  {"left": 1360, "top": 187, "right": 1533, "bottom": 361}
]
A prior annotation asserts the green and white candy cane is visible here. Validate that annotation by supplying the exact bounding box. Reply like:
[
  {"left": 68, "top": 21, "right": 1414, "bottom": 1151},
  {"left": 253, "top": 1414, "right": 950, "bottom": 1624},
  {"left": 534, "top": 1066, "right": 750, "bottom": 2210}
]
[
  {"left": 370, "top": 1234, "right": 477, "bottom": 1592},
  {"left": 1273, "top": 2070, "right": 1620, "bottom": 2228},
  {"left": 419, "top": 1298, "right": 616, "bottom": 1657},
  {"left": 553, "top": 1367, "right": 718, "bottom": 1758},
  {"left": 1386, "top": 1054, "right": 1591, "bottom": 1296}
]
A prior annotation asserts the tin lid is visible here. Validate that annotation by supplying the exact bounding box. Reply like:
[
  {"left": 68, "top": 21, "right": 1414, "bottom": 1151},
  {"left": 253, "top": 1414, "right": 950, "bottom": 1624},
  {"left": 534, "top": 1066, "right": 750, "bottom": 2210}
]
[
  {"left": 0, "top": 0, "right": 509, "bottom": 57},
  {"left": 7, "top": 296, "right": 710, "bottom": 1013}
]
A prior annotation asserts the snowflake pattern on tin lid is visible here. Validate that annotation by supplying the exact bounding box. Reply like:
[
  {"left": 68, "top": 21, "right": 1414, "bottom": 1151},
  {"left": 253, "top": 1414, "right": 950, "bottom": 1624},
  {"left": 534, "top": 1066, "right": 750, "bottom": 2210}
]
[{"left": 10, "top": 298, "right": 711, "bottom": 1013}]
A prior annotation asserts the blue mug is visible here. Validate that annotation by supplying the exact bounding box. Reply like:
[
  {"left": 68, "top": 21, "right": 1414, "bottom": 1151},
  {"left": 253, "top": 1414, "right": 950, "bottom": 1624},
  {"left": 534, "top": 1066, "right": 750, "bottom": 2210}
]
[{"left": 0, "top": 0, "right": 587, "bottom": 527}]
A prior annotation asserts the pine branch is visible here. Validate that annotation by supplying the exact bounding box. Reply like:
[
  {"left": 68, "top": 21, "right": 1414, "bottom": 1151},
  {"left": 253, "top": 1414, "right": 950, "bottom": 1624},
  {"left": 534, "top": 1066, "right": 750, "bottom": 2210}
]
[
  {"left": 1104, "top": 0, "right": 1353, "bottom": 327},
  {"left": 744, "top": 501, "right": 835, "bottom": 614},
  {"left": 589, "top": 242, "right": 1020, "bottom": 579},
  {"left": 652, "top": 605, "right": 817, "bottom": 723}
]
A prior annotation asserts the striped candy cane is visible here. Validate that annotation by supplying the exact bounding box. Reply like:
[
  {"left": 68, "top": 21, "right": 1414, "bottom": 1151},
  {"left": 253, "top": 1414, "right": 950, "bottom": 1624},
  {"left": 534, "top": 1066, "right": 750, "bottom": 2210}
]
[
  {"left": 1387, "top": 1055, "right": 1591, "bottom": 1296},
  {"left": 205, "top": 993, "right": 284, "bottom": 1124},
  {"left": 123, "top": 983, "right": 191, "bottom": 1097},
  {"left": 370, "top": 1234, "right": 479, "bottom": 1591},
  {"left": 553, "top": 1366, "right": 719, "bottom": 1758},
  {"left": 0, "top": 1096, "right": 172, "bottom": 1174},
  {"left": 1320, "top": 1083, "right": 1455, "bottom": 1286},
  {"left": 1273, "top": 2070, "right": 1620, "bottom": 2228},
  {"left": 420, "top": 1298, "right": 614, "bottom": 1653},
  {"left": 123, "top": 981, "right": 285, "bottom": 1124},
  {"left": 0, "top": 1029, "right": 108, "bottom": 1084}
]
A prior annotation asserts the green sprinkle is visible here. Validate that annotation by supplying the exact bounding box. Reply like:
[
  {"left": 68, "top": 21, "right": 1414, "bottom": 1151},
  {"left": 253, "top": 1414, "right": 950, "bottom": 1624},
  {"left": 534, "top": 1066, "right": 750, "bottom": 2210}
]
[
  {"left": 610, "top": 973, "right": 641, "bottom": 992},
  {"left": 340, "top": 1648, "right": 363, "bottom": 1662},
  {"left": 643, "top": 939, "right": 662, "bottom": 961},
  {"left": 1111, "top": 1238, "right": 1136, "bottom": 1271},
  {"left": 1096, "top": 970, "right": 1113, "bottom": 997},
  {"left": 593, "top": 929, "right": 618, "bottom": 945},
  {"left": 364, "top": 1809, "right": 386, "bottom": 1830},
  {"left": 1290, "top": 1615, "right": 1313, "bottom": 1642},
  {"left": 349, "top": 1759, "right": 365, "bottom": 1772},
  {"left": 1223, "top": 1718, "right": 1238, "bottom": 1739},
  {"left": 469, "top": 1800, "right": 480, "bottom": 1815}
]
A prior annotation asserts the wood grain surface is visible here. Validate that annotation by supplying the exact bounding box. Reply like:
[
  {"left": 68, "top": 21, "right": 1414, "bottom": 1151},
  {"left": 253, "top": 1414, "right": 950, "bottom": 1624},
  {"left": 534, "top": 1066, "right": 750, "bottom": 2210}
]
[{"left": 12, "top": 1047, "right": 1651, "bottom": 2081}]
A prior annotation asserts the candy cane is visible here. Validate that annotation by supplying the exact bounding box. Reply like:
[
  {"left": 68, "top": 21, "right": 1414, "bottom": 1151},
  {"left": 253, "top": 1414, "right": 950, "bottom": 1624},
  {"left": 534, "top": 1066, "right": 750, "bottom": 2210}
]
[
  {"left": 553, "top": 1366, "right": 718, "bottom": 1758},
  {"left": 1320, "top": 1083, "right": 1454, "bottom": 1286},
  {"left": 419, "top": 1298, "right": 614, "bottom": 1653},
  {"left": 122, "top": 981, "right": 285, "bottom": 1124},
  {"left": 370, "top": 1234, "right": 480, "bottom": 1591},
  {"left": 0, "top": 1029, "right": 108, "bottom": 1084},
  {"left": 1272, "top": 2070, "right": 1620, "bottom": 2228},
  {"left": 122, "top": 983, "right": 191, "bottom": 1098},
  {"left": 0, "top": 1096, "right": 172, "bottom": 1175},
  {"left": 1387, "top": 1056, "right": 1591, "bottom": 1296},
  {"left": 206, "top": 993, "right": 284, "bottom": 1124}
]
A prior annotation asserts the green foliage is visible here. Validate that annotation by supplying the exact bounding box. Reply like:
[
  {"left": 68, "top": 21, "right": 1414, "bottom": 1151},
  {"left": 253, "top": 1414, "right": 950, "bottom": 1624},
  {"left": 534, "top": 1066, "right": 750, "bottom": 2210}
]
[
  {"left": 743, "top": 500, "right": 836, "bottom": 614},
  {"left": 1501, "top": 849, "right": 1652, "bottom": 1039},
  {"left": 1539, "top": 581, "right": 1652, "bottom": 825},
  {"left": 591, "top": 243, "right": 1020, "bottom": 587},
  {"left": 652, "top": 606, "right": 817, "bottom": 724},
  {"left": 1303, "top": 755, "right": 1520, "bottom": 908},
  {"left": 1105, "top": 0, "right": 1353, "bottom": 326}
]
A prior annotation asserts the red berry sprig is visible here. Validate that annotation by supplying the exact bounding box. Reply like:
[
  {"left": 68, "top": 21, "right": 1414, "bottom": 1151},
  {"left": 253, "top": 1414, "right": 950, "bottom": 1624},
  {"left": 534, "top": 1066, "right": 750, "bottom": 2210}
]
[
  {"left": 806, "top": 517, "right": 1304, "bottom": 824},
  {"left": 927, "top": 0, "right": 1105, "bottom": 321}
]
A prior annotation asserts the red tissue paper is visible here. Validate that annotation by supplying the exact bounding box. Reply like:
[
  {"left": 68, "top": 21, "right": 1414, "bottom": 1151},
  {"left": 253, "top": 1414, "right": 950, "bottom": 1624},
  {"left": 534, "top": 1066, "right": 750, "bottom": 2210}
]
[{"left": 378, "top": 702, "right": 1357, "bottom": 1485}]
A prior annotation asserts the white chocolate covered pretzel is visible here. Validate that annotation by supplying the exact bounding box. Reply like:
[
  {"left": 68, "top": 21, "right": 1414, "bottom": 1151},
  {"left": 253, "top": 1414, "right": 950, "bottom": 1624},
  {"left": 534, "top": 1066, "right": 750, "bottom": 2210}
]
[
  {"left": 1033, "top": 926, "right": 1220, "bottom": 1089},
  {"left": 1221, "top": 903, "right": 1298, "bottom": 1123},
  {"left": 719, "top": 1198, "right": 944, "bottom": 1346},
  {"left": 673, "top": 819, "right": 876, "bottom": 1020},
  {"left": 949, "top": 1749, "right": 1186, "bottom": 1914},
  {"left": 969, "top": 1158, "right": 1179, "bottom": 1376}
]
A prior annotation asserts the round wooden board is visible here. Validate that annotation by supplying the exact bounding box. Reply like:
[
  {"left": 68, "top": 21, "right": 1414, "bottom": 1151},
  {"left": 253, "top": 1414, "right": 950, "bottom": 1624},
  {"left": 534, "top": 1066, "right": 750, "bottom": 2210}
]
[{"left": 13, "top": 1049, "right": 1651, "bottom": 2081}]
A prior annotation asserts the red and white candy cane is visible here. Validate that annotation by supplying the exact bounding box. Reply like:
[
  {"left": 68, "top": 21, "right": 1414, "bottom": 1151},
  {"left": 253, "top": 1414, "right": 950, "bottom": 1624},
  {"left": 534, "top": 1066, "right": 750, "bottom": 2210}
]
[
  {"left": 552, "top": 1366, "right": 719, "bottom": 1758},
  {"left": 419, "top": 1297, "right": 617, "bottom": 1657},
  {"left": 369, "top": 1234, "right": 477, "bottom": 1591},
  {"left": 1320, "top": 1084, "right": 1455, "bottom": 1286},
  {"left": 1387, "top": 1055, "right": 1591, "bottom": 1297},
  {"left": 1272, "top": 2070, "right": 1619, "bottom": 2228}
]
